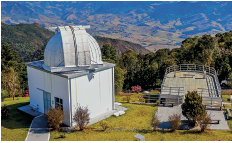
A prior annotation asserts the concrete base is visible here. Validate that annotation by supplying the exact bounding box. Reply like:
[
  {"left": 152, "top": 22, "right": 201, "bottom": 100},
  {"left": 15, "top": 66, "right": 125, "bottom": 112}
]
[
  {"left": 156, "top": 105, "right": 230, "bottom": 130},
  {"left": 18, "top": 104, "right": 43, "bottom": 117}
]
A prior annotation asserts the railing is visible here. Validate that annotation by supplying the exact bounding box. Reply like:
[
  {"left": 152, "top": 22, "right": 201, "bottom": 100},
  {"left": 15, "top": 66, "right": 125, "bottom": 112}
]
[
  {"left": 139, "top": 94, "right": 159, "bottom": 104},
  {"left": 197, "top": 88, "right": 219, "bottom": 98},
  {"left": 161, "top": 86, "right": 185, "bottom": 96},
  {"left": 161, "top": 64, "right": 221, "bottom": 97}
]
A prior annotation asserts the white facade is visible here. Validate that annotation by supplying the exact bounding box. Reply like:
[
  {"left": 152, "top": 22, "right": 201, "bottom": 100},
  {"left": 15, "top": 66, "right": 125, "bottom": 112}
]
[
  {"left": 27, "top": 62, "right": 115, "bottom": 127},
  {"left": 27, "top": 25, "right": 115, "bottom": 127}
]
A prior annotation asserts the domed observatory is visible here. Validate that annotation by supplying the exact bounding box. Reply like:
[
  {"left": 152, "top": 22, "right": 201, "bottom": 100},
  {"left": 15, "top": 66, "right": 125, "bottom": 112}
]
[
  {"left": 26, "top": 25, "right": 115, "bottom": 127},
  {"left": 43, "top": 25, "right": 103, "bottom": 72}
]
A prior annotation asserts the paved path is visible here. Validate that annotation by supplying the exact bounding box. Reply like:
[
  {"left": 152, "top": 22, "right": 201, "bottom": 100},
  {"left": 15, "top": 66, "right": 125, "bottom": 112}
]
[
  {"left": 156, "top": 105, "right": 230, "bottom": 130},
  {"left": 26, "top": 115, "right": 50, "bottom": 141}
]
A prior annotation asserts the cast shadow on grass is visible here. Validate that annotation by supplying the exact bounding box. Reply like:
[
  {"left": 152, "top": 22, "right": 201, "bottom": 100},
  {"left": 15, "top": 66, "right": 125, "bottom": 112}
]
[{"left": 1, "top": 102, "right": 34, "bottom": 129}]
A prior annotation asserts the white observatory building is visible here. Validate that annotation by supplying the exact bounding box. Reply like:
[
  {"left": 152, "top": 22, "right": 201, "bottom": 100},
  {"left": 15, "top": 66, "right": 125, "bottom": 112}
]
[{"left": 26, "top": 25, "right": 115, "bottom": 127}]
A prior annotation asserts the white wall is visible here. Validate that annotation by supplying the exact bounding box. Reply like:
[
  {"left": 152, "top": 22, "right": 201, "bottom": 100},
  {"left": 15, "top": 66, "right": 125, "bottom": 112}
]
[
  {"left": 27, "top": 67, "right": 70, "bottom": 126},
  {"left": 70, "top": 67, "right": 113, "bottom": 127}
]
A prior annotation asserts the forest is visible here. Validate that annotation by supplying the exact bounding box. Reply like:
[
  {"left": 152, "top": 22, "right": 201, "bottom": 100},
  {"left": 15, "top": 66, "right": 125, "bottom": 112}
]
[{"left": 1, "top": 25, "right": 232, "bottom": 98}]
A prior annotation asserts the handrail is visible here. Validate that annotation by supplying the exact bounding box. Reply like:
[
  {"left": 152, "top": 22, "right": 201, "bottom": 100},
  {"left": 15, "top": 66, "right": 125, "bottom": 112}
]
[{"left": 161, "top": 64, "right": 221, "bottom": 97}]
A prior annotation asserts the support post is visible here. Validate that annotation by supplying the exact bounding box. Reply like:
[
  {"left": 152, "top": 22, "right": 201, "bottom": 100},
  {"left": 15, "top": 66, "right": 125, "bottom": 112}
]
[
  {"left": 174, "top": 67, "right": 176, "bottom": 77},
  {"left": 139, "top": 94, "right": 140, "bottom": 104}
]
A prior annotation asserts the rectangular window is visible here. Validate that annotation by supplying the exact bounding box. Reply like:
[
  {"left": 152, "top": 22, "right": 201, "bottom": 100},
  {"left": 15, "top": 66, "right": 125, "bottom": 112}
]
[{"left": 55, "top": 97, "right": 63, "bottom": 110}]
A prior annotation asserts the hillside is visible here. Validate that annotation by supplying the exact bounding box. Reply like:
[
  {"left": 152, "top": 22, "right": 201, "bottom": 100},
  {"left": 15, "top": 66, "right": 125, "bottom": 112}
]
[
  {"left": 1, "top": 23, "right": 149, "bottom": 62},
  {"left": 94, "top": 36, "right": 149, "bottom": 56},
  {"left": 2, "top": 1, "right": 232, "bottom": 52},
  {"left": 1, "top": 22, "right": 54, "bottom": 61}
]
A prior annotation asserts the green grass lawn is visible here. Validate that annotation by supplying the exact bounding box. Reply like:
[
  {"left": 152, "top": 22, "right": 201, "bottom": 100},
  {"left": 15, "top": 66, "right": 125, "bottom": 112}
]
[
  {"left": 1, "top": 97, "right": 34, "bottom": 141},
  {"left": 222, "top": 95, "right": 231, "bottom": 102},
  {"left": 50, "top": 130, "right": 232, "bottom": 141},
  {"left": 223, "top": 104, "right": 232, "bottom": 130},
  {"left": 89, "top": 103, "right": 158, "bottom": 130},
  {"left": 50, "top": 94, "right": 232, "bottom": 141}
]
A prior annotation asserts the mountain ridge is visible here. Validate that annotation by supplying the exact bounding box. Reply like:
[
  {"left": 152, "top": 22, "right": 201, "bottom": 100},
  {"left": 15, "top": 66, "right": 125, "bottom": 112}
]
[
  {"left": 1, "top": 23, "right": 149, "bottom": 62},
  {"left": 2, "top": 1, "right": 232, "bottom": 52}
]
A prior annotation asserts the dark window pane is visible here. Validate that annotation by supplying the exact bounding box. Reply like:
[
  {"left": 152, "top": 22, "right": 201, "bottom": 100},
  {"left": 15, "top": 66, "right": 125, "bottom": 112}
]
[
  {"left": 55, "top": 97, "right": 59, "bottom": 103},
  {"left": 60, "top": 99, "right": 63, "bottom": 104}
]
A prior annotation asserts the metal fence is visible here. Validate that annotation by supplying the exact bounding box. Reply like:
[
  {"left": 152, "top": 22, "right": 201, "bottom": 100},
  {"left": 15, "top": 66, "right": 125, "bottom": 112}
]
[
  {"left": 138, "top": 94, "right": 159, "bottom": 104},
  {"left": 161, "top": 64, "right": 221, "bottom": 97}
]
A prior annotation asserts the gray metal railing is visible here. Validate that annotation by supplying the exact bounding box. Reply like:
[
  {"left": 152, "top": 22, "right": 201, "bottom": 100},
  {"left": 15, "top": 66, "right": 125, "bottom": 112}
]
[
  {"left": 197, "top": 88, "right": 219, "bottom": 97},
  {"left": 161, "top": 86, "right": 185, "bottom": 96},
  {"left": 161, "top": 64, "right": 221, "bottom": 97}
]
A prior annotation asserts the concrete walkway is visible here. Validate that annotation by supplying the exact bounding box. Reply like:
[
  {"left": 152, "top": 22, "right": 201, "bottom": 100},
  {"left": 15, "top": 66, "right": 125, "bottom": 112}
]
[
  {"left": 26, "top": 115, "right": 50, "bottom": 141},
  {"left": 156, "top": 105, "right": 230, "bottom": 130},
  {"left": 18, "top": 105, "right": 42, "bottom": 116}
]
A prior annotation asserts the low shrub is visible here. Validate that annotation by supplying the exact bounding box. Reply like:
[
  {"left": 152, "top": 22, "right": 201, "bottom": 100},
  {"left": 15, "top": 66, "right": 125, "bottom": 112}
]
[
  {"left": 99, "top": 120, "right": 109, "bottom": 131},
  {"left": 198, "top": 113, "right": 212, "bottom": 132},
  {"left": 73, "top": 105, "right": 90, "bottom": 131},
  {"left": 151, "top": 115, "right": 160, "bottom": 131},
  {"left": 45, "top": 105, "right": 64, "bottom": 131},
  {"left": 123, "top": 94, "right": 131, "bottom": 103},
  {"left": 168, "top": 113, "right": 182, "bottom": 131},
  {"left": 1, "top": 104, "right": 9, "bottom": 119},
  {"left": 156, "top": 101, "right": 160, "bottom": 106}
]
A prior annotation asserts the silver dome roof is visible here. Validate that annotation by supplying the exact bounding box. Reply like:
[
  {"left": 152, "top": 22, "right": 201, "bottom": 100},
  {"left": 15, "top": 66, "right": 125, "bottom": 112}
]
[{"left": 44, "top": 25, "right": 103, "bottom": 70}]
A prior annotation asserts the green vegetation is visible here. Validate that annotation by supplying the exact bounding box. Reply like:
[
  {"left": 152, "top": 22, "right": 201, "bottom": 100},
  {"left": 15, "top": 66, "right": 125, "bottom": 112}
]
[
  {"left": 181, "top": 91, "right": 206, "bottom": 124},
  {"left": 1, "top": 97, "right": 34, "bottom": 141},
  {"left": 117, "top": 32, "right": 232, "bottom": 90},
  {"left": 90, "top": 103, "right": 158, "bottom": 130},
  {"left": 1, "top": 44, "right": 28, "bottom": 99},
  {"left": 50, "top": 130, "right": 232, "bottom": 141},
  {"left": 1, "top": 89, "right": 8, "bottom": 102},
  {"left": 49, "top": 96, "right": 232, "bottom": 141},
  {"left": 1, "top": 22, "right": 54, "bottom": 62}
]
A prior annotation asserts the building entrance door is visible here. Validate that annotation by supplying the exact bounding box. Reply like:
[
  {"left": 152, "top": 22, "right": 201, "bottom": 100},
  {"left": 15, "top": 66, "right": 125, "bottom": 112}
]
[{"left": 43, "top": 91, "right": 51, "bottom": 112}]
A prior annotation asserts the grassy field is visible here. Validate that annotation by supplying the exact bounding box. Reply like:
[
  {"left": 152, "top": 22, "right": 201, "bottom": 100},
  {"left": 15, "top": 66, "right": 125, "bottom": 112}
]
[
  {"left": 222, "top": 95, "right": 232, "bottom": 102},
  {"left": 1, "top": 97, "right": 34, "bottom": 141},
  {"left": 89, "top": 103, "right": 158, "bottom": 130},
  {"left": 50, "top": 93, "right": 232, "bottom": 141},
  {"left": 50, "top": 130, "right": 232, "bottom": 141},
  {"left": 2, "top": 94, "right": 232, "bottom": 141}
]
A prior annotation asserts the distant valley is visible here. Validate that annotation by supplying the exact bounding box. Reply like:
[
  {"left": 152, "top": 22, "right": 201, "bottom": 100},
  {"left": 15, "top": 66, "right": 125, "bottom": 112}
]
[{"left": 1, "top": 1, "right": 232, "bottom": 52}]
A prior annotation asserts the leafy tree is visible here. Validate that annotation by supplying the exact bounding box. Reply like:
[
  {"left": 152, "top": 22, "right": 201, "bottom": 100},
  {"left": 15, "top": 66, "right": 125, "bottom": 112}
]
[
  {"left": 6, "top": 68, "right": 19, "bottom": 100},
  {"left": 121, "top": 49, "right": 138, "bottom": 72},
  {"left": 227, "top": 73, "right": 232, "bottom": 88},
  {"left": 114, "top": 66, "right": 125, "bottom": 95},
  {"left": 1, "top": 90, "right": 8, "bottom": 102},
  {"left": 101, "top": 43, "right": 118, "bottom": 64},
  {"left": 1, "top": 43, "right": 20, "bottom": 71},
  {"left": 181, "top": 91, "right": 206, "bottom": 125}
]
